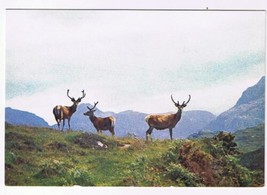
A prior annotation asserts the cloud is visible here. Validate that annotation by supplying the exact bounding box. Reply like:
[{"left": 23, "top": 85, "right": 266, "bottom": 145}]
[{"left": 5, "top": 10, "right": 265, "bottom": 125}]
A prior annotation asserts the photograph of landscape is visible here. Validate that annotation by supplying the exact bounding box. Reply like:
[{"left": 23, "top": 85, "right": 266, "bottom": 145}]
[{"left": 5, "top": 9, "right": 265, "bottom": 187}]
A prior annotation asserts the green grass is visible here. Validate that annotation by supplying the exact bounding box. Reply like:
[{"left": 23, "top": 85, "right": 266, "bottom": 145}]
[{"left": 5, "top": 124, "right": 264, "bottom": 187}]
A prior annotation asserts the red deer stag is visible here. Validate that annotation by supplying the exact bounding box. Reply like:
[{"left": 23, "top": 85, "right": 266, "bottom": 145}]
[
  {"left": 145, "top": 94, "right": 191, "bottom": 140},
  {"left": 84, "top": 101, "right": 115, "bottom": 136},
  {"left": 53, "top": 89, "right": 86, "bottom": 131}
]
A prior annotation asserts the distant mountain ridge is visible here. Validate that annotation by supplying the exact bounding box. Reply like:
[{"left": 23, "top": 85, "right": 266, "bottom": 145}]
[
  {"left": 5, "top": 76, "right": 265, "bottom": 138},
  {"left": 5, "top": 107, "right": 50, "bottom": 128},
  {"left": 205, "top": 76, "right": 265, "bottom": 132},
  {"left": 5, "top": 105, "right": 215, "bottom": 139},
  {"left": 67, "top": 103, "right": 216, "bottom": 139}
]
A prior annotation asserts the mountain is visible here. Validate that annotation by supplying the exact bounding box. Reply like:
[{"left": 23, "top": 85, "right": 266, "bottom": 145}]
[
  {"left": 114, "top": 110, "right": 148, "bottom": 138},
  {"left": 63, "top": 103, "right": 216, "bottom": 139},
  {"left": 5, "top": 107, "right": 50, "bottom": 128},
  {"left": 205, "top": 76, "right": 265, "bottom": 132},
  {"left": 176, "top": 110, "right": 216, "bottom": 138}
]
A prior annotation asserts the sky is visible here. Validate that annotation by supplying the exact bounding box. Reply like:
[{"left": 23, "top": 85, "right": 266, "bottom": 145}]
[{"left": 5, "top": 10, "right": 265, "bottom": 125}]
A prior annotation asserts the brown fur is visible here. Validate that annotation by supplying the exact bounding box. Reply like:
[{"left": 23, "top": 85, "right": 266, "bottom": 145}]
[{"left": 145, "top": 113, "right": 181, "bottom": 130}]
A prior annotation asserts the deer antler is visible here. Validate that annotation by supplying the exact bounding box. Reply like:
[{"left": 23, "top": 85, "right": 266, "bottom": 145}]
[
  {"left": 80, "top": 90, "right": 86, "bottom": 99},
  {"left": 171, "top": 94, "right": 191, "bottom": 106},
  {"left": 67, "top": 89, "right": 73, "bottom": 100},
  {"left": 171, "top": 94, "right": 179, "bottom": 106},
  {"left": 87, "top": 101, "right": 99, "bottom": 111},
  {"left": 183, "top": 95, "right": 191, "bottom": 106}
]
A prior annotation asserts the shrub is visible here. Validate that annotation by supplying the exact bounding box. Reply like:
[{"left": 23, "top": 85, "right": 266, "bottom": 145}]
[
  {"left": 213, "top": 131, "right": 238, "bottom": 155},
  {"left": 166, "top": 163, "right": 202, "bottom": 187},
  {"left": 178, "top": 141, "right": 214, "bottom": 186}
]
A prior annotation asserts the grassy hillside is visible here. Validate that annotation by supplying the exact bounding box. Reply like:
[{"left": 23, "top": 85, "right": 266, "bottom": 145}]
[
  {"left": 188, "top": 124, "right": 265, "bottom": 153},
  {"left": 234, "top": 124, "right": 265, "bottom": 153},
  {"left": 5, "top": 124, "right": 264, "bottom": 187}
]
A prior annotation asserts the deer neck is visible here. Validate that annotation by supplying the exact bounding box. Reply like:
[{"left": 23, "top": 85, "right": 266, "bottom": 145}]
[
  {"left": 89, "top": 115, "right": 97, "bottom": 123},
  {"left": 175, "top": 108, "right": 183, "bottom": 122},
  {"left": 69, "top": 104, "right": 78, "bottom": 114}
]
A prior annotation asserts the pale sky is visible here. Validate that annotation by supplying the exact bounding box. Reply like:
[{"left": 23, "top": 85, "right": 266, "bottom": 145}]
[{"left": 6, "top": 10, "right": 265, "bottom": 125}]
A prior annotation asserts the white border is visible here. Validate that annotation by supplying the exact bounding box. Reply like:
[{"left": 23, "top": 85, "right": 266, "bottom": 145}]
[{"left": 0, "top": 1, "right": 266, "bottom": 195}]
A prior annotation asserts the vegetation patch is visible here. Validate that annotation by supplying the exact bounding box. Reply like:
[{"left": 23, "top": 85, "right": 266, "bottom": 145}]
[
  {"left": 6, "top": 131, "right": 42, "bottom": 151},
  {"left": 46, "top": 141, "right": 69, "bottom": 152},
  {"left": 72, "top": 133, "right": 117, "bottom": 149},
  {"left": 166, "top": 163, "right": 202, "bottom": 187},
  {"left": 5, "top": 125, "right": 265, "bottom": 187},
  {"left": 35, "top": 159, "right": 95, "bottom": 186},
  {"left": 178, "top": 140, "right": 214, "bottom": 185}
]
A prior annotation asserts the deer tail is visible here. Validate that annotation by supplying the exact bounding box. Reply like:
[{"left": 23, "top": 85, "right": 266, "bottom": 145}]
[
  {"left": 145, "top": 115, "right": 150, "bottom": 123},
  {"left": 53, "top": 106, "right": 62, "bottom": 120},
  {"left": 110, "top": 117, "right": 116, "bottom": 128}
]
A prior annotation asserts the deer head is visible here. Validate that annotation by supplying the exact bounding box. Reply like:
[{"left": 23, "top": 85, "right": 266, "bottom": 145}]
[
  {"left": 84, "top": 101, "right": 99, "bottom": 117},
  {"left": 171, "top": 94, "right": 191, "bottom": 111},
  {"left": 67, "top": 89, "right": 86, "bottom": 106}
]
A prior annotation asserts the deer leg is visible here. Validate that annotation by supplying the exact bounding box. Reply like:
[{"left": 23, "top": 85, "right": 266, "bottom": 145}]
[
  {"left": 62, "top": 119, "right": 65, "bottom": 132},
  {"left": 110, "top": 128, "right": 115, "bottom": 137},
  {"left": 146, "top": 127, "right": 153, "bottom": 141},
  {"left": 56, "top": 119, "right": 60, "bottom": 130},
  {"left": 169, "top": 128, "right": 173, "bottom": 140},
  {"left": 68, "top": 118, "right": 71, "bottom": 130}
]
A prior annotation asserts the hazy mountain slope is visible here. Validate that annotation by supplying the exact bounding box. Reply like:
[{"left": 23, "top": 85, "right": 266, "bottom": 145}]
[
  {"left": 235, "top": 76, "right": 265, "bottom": 106},
  {"left": 205, "top": 76, "right": 265, "bottom": 132},
  {"left": 175, "top": 110, "right": 216, "bottom": 138}
]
